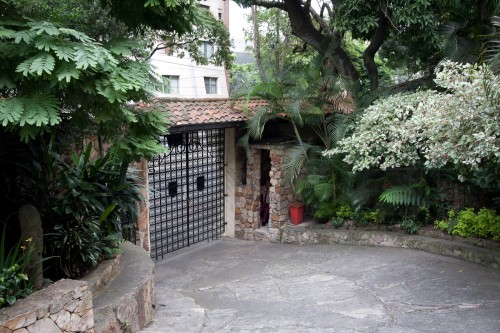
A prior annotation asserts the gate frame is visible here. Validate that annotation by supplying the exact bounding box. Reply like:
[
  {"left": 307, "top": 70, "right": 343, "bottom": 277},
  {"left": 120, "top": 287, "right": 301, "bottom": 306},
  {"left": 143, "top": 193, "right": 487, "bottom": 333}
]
[{"left": 135, "top": 124, "right": 240, "bottom": 256}]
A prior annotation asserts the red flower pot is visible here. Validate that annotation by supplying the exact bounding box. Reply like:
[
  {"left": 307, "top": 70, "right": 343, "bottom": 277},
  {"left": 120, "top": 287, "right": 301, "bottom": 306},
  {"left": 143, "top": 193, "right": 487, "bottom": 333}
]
[{"left": 290, "top": 201, "right": 305, "bottom": 225}]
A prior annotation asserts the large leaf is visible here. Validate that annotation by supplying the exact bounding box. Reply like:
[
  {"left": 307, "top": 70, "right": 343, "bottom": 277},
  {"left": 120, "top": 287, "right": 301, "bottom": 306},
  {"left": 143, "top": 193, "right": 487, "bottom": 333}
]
[
  {"left": 379, "top": 185, "right": 427, "bottom": 207},
  {"left": 16, "top": 52, "right": 56, "bottom": 76},
  {"left": 55, "top": 63, "right": 81, "bottom": 82},
  {"left": 0, "top": 98, "right": 24, "bottom": 126}
]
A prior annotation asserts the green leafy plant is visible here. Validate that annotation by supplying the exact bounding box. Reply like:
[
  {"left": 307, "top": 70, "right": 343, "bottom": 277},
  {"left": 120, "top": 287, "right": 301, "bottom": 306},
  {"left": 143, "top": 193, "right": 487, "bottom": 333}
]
[
  {"left": 363, "top": 209, "right": 381, "bottom": 224},
  {"left": 330, "top": 217, "right": 344, "bottom": 229},
  {"left": 434, "top": 208, "right": 500, "bottom": 240},
  {"left": 43, "top": 142, "right": 143, "bottom": 279},
  {"left": 336, "top": 205, "right": 353, "bottom": 219},
  {"left": 0, "top": 223, "right": 34, "bottom": 308},
  {"left": 452, "top": 208, "right": 500, "bottom": 240},
  {"left": 400, "top": 219, "right": 421, "bottom": 234},
  {"left": 0, "top": 19, "right": 168, "bottom": 162}
]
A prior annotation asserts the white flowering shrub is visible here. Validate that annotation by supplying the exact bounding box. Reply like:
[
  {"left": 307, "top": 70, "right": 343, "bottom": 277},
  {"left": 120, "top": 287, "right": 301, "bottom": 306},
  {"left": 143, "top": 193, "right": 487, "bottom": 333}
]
[{"left": 324, "top": 61, "right": 500, "bottom": 180}]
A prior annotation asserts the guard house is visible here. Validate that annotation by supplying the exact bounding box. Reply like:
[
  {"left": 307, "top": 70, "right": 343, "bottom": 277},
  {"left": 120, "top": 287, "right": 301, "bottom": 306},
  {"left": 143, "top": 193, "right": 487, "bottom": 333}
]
[{"left": 133, "top": 98, "right": 295, "bottom": 259}]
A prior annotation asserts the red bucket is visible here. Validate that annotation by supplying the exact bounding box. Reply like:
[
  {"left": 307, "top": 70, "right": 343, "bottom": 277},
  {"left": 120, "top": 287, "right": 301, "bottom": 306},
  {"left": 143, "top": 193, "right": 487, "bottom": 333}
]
[{"left": 290, "top": 201, "right": 305, "bottom": 225}]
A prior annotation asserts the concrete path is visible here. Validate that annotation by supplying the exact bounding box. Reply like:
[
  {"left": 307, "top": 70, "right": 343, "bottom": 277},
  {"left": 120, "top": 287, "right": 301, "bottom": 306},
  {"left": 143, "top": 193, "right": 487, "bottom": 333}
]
[{"left": 140, "top": 238, "right": 500, "bottom": 333}]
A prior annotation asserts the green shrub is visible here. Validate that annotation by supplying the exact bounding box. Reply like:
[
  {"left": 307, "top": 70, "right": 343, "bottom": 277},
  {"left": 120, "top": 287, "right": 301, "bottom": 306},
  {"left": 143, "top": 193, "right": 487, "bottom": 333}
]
[
  {"left": 43, "top": 143, "right": 142, "bottom": 279},
  {"left": 453, "top": 208, "right": 500, "bottom": 240},
  {"left": 330, "top": 217, "right": 344, "bottom": 229},
  {"left": 434, "top": 219, "right": 450, "bottom": 232},
  {"left": 363, "top": 209, "right": 381, "bottom": 224},
  {"left": 434, "top": 208, "right": 500, "bottom": 240},
  {"left": 313, "top": 202, "right": 337, "bottom": 222},
  {"left": 0, "top": 224, "right": 34, "bottom": 308},
  {"left": 400, "top": 219, "right": 421, "bottom": 234},
  {"left": 336, "top": 205, "right": 353, "bottom": 219},
  {"left": 0, "top": 264, "right": 32, "bottom": 307}
]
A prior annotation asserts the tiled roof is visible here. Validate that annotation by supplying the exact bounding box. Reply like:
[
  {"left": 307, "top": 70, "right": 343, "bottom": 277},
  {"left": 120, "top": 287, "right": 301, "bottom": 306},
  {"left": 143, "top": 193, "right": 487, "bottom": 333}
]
[
  {"left": 135, "top": 96, "right": 353, "bottom": 129},
  {"left": 136, "top": 98, "right": 268, "bottom": 128}
]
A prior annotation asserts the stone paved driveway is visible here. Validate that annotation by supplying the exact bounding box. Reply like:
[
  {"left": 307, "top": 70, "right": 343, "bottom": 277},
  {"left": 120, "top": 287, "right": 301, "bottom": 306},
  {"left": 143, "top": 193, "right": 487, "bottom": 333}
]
[{"left": 140, "top": 238, "right": 500, "bottom": 333}]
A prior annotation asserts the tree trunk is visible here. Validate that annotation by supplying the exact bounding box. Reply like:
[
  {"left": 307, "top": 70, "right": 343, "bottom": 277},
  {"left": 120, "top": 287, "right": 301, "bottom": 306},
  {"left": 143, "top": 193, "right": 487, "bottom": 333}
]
[
  {"left": 252, "top": 6, "right": 268, "bottom": 82},
  {"left": 363, "top": 8, "right": 389, "bottom": 92},
  {"left": 282, "top": 0, "right": 360, "bottom": 91}
]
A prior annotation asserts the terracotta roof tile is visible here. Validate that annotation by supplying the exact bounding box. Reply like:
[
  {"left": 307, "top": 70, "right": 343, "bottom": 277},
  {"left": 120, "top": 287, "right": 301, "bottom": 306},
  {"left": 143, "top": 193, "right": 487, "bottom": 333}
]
[
  {"left": 134, "top": 97, "right": 352, "bottom": 129},
  {"left": 135, "top": 98, "right": 266, "bottom": 128}
]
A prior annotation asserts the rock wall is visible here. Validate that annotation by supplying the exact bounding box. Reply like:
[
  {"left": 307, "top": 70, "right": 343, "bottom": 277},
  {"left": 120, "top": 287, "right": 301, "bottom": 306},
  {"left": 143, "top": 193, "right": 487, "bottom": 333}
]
[
  {"left": 235, "top": 144, "right": 292, "bottom": 241},
  {"left": 281, "top": 225, "right": 500, "bottom": 269},
  {"left": 0, "top": 279, "right": 94, "bottom": 333}
]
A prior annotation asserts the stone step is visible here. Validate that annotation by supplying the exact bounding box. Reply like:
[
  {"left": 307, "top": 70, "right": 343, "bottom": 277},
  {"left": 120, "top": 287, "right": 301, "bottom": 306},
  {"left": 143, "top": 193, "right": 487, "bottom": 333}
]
[{"left": 91, "top": 242, "right": 155, "bottom": 333}]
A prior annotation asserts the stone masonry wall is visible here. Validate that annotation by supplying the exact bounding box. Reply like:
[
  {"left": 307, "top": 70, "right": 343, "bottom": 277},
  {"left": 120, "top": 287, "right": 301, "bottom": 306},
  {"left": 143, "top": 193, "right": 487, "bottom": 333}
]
[
  {"left": 235, "top": 144, "right": 292, "bottom": 242},
  {"left": 268, "top": 146, "right": 293, "bottom": 241},
  {"left": 0, "top": 279, "right": 94, "bottom": 333},
  {"left": 135, "top": 158, "right": 150, "bottom": 253},
  {"left": 235, "top": 147, "right": 261, "bottom": 240}
]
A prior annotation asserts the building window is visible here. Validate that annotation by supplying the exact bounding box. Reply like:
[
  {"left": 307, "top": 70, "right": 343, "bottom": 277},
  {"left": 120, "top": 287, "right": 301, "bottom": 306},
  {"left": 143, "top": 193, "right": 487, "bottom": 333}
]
[
  {"left": 218, "top": 12, "right": 222, "bottom": 20},
  {"left": 204, "top": 77, "right": 217, "bottom": 94},
  {"left": 163, "top": 75, "right": 179, "bottom": 94},
  {"left": 200, "top": 41, "right": 214, "bottom": 59}
]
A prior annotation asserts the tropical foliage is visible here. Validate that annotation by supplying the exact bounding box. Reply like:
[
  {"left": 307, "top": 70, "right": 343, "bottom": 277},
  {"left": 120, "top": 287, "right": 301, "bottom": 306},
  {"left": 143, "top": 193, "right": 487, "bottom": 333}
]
[
  {"left": 435, "top": 208, "right": 500, "bottom": 240},
  {"left": 325, "top": 61, "right": 500, "bottom": 183},
  {"left": 0, "top": 223, "right": 34, "bottom": 307}
]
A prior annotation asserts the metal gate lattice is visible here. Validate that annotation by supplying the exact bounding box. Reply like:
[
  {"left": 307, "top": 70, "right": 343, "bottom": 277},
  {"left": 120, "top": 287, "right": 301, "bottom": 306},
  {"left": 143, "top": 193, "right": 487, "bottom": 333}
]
[{"left": 148, "top": 128, "right": 225, "bottom": 259}]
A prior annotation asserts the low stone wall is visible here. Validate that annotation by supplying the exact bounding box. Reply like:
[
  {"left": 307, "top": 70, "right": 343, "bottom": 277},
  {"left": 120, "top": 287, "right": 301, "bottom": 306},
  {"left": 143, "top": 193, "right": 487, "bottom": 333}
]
[
  {"left": 0, "top": 242, "right": 155, "bottom": 333},
  {"left": 0, "top": 279, "right": 94, "bottom": 333},
  {"left": 281, "top": 224, "right": 500, "bottom": 269},
  {"left": 92, "top": 242, "right": 155, "bottom": 333}
]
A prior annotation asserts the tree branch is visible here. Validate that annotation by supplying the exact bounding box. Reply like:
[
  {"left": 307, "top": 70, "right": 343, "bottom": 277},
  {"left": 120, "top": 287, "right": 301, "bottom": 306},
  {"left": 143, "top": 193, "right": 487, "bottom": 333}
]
[
  {"left": 252, "top": 0, "right": 286, "bottom": 10},
  {"left": 362, "top": 4, "right": 389, "bottom": 92}
]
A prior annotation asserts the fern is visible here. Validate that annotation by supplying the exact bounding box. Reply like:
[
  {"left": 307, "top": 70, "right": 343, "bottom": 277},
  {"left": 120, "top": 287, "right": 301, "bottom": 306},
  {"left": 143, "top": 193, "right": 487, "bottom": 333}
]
[{"left": 379, "top": 185, "right": 425, "bottom": 207}]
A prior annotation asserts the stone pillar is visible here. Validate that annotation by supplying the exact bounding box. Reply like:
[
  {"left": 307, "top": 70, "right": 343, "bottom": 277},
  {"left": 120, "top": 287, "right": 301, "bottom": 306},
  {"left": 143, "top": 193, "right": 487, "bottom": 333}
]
[
  {"left": 224, "top": 128, "right": 236, "bottom": 238},
  {"left": 268, "top": 146, "right": 293, "bottom": 242},
  {"left": 234, "top": 147, "right": 261, "bottom": 240},
  {"left": 136, "top": 158, "right": 150, "bottom": 253}
]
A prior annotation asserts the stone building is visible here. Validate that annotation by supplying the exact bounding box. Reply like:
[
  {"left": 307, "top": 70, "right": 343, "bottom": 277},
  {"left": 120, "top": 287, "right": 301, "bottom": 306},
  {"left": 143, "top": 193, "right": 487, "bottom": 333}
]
[{"left": 134, "top": 97, "right": 300, "bottom": 258}]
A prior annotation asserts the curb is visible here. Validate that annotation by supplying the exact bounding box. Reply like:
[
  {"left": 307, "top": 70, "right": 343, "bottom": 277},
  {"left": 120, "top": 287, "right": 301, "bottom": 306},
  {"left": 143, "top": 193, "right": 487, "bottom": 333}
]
[{"left": 280, "top": 224, "right": 500, "bottom": 269}]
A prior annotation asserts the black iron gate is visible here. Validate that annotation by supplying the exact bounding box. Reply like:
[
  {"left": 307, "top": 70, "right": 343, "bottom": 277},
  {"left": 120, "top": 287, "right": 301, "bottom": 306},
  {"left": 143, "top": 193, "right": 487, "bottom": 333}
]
[{"left": 148, "top": 128, "right": 226, "bottom": 259}]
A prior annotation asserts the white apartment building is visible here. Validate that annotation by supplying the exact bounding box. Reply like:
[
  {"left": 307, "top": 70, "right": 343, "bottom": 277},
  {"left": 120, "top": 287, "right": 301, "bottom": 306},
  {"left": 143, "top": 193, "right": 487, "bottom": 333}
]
[{"left": 149, "top": 0, "right": 230, "bottom": 98}]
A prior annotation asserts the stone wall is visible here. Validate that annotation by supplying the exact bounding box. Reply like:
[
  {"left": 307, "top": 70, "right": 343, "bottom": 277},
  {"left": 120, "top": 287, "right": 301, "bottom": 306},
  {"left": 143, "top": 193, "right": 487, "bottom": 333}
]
[
  {"left": 0, "top": 242, "right": 155, "bottom": 333},
  {"left": 281, "top": 224, "right": 500, "bottom": 269},
  {"left": 135, "top": 158, "right": 150, "bottom": 253},
  {"left": 0, "top": 279, "right": 94, "bottom": 333},
  {"left": 235, "top": 143, "right": 293, "bottom": 242}
]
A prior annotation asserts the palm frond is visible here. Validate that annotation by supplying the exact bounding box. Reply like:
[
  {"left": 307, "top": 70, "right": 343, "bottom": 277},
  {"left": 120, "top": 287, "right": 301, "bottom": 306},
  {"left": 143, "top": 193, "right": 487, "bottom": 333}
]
[
  {"left": 325, "top": 113, "right": 355, "bottom": 145},
  {"left": 487, "top": 16, "right": 500, "bottom": 73},
  {"left": 440, "top": 21, "right": 480, "bottom": 64},
  {"left": 246, "top": 107, "right": 278, "bottom": 139},
  {"left": 282, "top": 142, "right": 313, "bottom": 184},
  {"left": 313, "top": 181, "right": 334, "bottom": 201}
]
